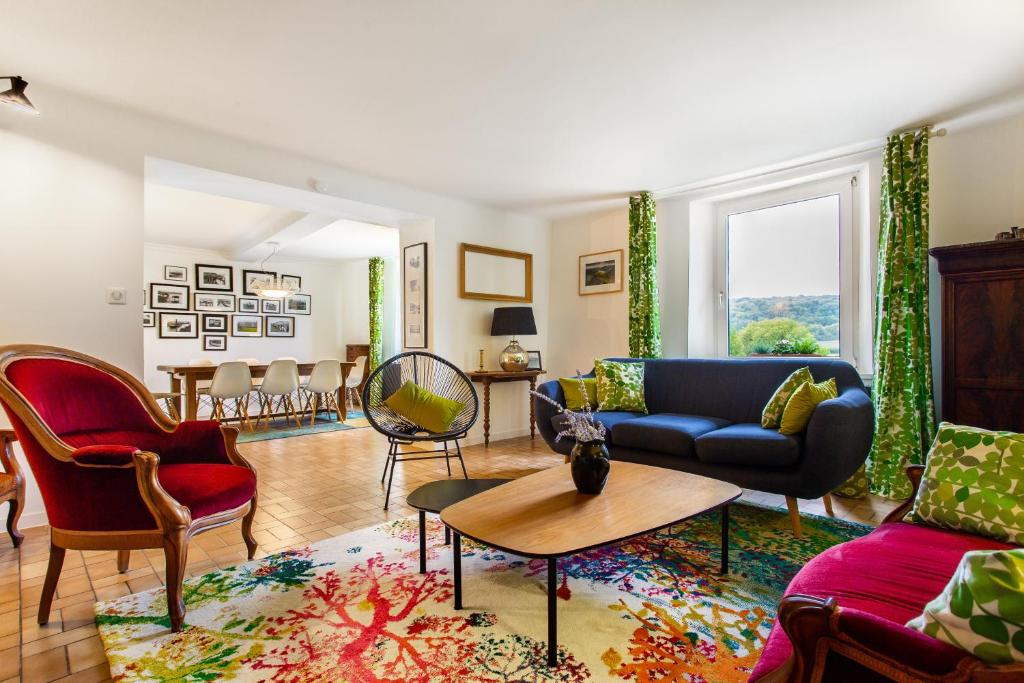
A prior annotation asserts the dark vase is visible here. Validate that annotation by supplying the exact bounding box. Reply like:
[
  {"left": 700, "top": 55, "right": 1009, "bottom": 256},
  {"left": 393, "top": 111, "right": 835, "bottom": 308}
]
[{"left": 570, "top": 439, "right": 610, "bottom": 494}]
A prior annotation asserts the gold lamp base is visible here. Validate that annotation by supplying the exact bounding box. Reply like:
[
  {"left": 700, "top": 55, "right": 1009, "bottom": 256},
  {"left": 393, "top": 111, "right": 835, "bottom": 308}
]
[{"left": 499, "top": 338, "right": 528, "bottom": 371}]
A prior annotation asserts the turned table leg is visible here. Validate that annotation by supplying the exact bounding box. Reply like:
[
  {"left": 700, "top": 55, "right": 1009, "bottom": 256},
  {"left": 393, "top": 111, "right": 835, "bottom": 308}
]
[
  {"left": 482, "top": 379, "right": 491, "bottom": 446},
  {"left": 529, "top": 376, "right": 537, "bottom": 440}
]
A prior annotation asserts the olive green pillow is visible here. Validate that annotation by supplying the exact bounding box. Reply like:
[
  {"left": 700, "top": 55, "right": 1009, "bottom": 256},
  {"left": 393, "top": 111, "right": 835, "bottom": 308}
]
[
  {"left": 594, "top": 359, "right": 647, "bottom": 413},
  {"left": 778, "top": 377, "right": 837, "bottom": 435},
  {"left": 762, "top": 367, "right": 813, "bottom": 428},
  {"left": 383, "top": 380, "right": 464, "bottom": 433},
  {"left": 907, "top": 548, "right": 1024, "bottom": 664},
  {"left": 558, "top": 377, "right": 597, "bottom": 411},
  {"left": 907, "top": 423, "right": 1024, "bottom": 544}
]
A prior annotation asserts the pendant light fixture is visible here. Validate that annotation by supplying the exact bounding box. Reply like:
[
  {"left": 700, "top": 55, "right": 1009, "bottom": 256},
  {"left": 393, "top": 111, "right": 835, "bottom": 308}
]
[
  {"left": 0, "top": 76, "right": 39, "bottom": 115},
  {"left": 250, "top": 242, "right": 299, "bottom": 299}
]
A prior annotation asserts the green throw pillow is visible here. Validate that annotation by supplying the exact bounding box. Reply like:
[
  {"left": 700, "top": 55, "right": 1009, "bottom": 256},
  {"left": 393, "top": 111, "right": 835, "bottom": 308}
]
[
  {"left": 762, "top": 367, "right": 813, "bottom": 428},
  {"left": 907, "top": 423, "right": 1024, "bottom": 544},
  {"left": 383, "top": 381, "right": 464, "bottom": 434},
  {"left": 558, "top": 377, "right": 597, "bottom": 411},
  {"left": 594, "top": 359, "right": 647, "bottom": 413},
  {"left": 778, "top": 378, "right": 837, "bottom": 435},
  {"left": 907, "top": 548, "right": 1024, "bottom": 664}
]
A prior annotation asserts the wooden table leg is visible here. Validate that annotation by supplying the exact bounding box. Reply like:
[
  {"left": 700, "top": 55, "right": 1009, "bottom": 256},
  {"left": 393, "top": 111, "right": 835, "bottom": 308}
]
[
  {"left": 529, "top": 376, "right": 537, "bottom": 440},
  {"left": 185, "top": 375, "right": 198, "bottom": 421},
  {"left": 482, "top": 378, "right": 491, "bottom": 446},
  {"left": 169, "top": 374, "right": 182, "bottom": 419},
  {"left": 338, "top": 364, "right": 351, "bottom": 422}
]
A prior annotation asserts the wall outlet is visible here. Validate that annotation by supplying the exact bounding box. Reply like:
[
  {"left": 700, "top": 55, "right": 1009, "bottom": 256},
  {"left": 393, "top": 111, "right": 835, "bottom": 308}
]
[{"left": 106, "top": 287, "right": 127, "bottom": 305}]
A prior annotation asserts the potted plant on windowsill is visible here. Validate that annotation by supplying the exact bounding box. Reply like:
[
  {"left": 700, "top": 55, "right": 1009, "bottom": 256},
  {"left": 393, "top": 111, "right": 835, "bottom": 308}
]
[
  {"left": 748, "top": 337, "right": 828, "bottom": 357},
  {"left": 532, "top": 373, "right": 610, "bottom": 494}
]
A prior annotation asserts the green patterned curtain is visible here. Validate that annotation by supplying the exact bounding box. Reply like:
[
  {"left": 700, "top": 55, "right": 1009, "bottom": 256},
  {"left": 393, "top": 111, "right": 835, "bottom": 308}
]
[
  {"left": 628, "top": 192, "right": 662, "bottom": 358},
  {"left": 866, "top": 128, "right": 936, "bottom": 499},
  {"left": 368, "top": 257, "right": 384, "bottom": 370}
]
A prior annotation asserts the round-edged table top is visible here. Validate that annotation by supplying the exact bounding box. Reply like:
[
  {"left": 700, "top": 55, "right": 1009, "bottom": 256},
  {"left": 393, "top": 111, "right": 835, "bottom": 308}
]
[{"left": 406, "top": 478, "right": 513, "bottom": 514}]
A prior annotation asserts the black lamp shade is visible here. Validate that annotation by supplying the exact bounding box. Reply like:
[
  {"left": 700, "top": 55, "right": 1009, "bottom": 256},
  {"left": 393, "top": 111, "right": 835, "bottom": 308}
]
[{"left": 490, "top": 306, "right": 536, "bottom": 336}]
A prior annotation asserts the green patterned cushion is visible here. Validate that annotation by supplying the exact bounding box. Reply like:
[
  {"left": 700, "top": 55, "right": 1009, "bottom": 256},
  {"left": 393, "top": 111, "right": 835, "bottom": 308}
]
[
  {"left": 907, "top": 423, "right": 1024, "bottom": 544},
  {"left": 907, "top": 548, "right": 1024, "bottom": 664},
  {"left": 833, "top": 463, "right": 869, "bottom": 499},
  {"left": 594, "top": 359, "right": 647, "bottom": 413},
  {"left": 761, "top": 367, "right": 813, "bottom": 428}
]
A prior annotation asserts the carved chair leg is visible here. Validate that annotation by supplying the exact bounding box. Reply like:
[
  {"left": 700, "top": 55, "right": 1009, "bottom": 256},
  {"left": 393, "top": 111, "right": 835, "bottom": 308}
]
[
  {"left": 7, "top": 492, "right": 24, "bottom": 548},
  {"left": 785, "top": 496, "right": 802, "bottom": 537},
  {"left": 163, "top": 529, "right": 188, "bottom": 632},
  {"left": 242, "top": 495, "right": 258, "bottom": 560},
  {"left": 117, "top": 549, "right": 131, "bottom": 573},
  {"left": 822, "top": 493, "right": 835, "bottom": 517},
  {"left": 38, "top": 544, "right": 65, "bottom": 625}
]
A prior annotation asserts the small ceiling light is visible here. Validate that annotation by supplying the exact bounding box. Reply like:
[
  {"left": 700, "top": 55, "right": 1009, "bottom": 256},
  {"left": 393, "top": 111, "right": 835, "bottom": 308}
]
[
  {"left": 0, "top": 76, "right": 39, "bottom": 115},
  {"left": 250, "top": 242, "right": 299, "bottom": 299}
]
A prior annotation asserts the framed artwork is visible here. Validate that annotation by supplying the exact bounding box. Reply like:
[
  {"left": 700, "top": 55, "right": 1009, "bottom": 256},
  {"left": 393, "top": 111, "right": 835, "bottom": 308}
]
[
  {"left": 578, "top": 249, "right": 624, "bottom": 296},
  {"left": 202, "top": 313, "right": 228, "bottom": 333},
  {"left": 527, "top": 350, "right": 543, "bottom": 371},
  {"left": 164, "top": 265, "right": 188, "bottom": 282},
  {"left": 194, "top": 292, "right": 236, "bottom": 312},
  {"left": 231, "top": 315, "right": 263, "bottom": 337},
  {"left": 203, "top": 335, "right": 227, "bottom": 352},
  {"left": 284, "top": 294, "right": 311, "bottom": 316},
  {"left": 261, "top": 299, "right": 282, "bottom": 314},
  {"left": 195, "top": 264, "right": 234, "bottom": 292},
  {"left": 158, "top": 312, "right": 198, "bottom": 339},
  {"left": 142, "top": 311, "right": 155, "bottom": 328},
  {"left": 149, "top": 282, "right": 190, "bottom": 311},
  {"left": 238, "top": 297, "right": 259, "bottom": 313},
  {"left": 280, "top": 274, "right": 302, "bottom": 290},
  {"left": 403, "top": 242, "right": 428, "bottom": 348},
  {"left": 459, "top": 242, "right": 532, "bottom": 302},
  {"left": 265, "top": 315, "right": 295, "bottom": 338},
  {"left": 242, "top": 269, "right": 276, "bottom": 295}
]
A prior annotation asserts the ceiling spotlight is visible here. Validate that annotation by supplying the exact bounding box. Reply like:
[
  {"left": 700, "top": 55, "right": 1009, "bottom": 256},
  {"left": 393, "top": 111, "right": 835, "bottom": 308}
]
[{"left": 0, "top": 76, "right": 39, "bottom": 115}]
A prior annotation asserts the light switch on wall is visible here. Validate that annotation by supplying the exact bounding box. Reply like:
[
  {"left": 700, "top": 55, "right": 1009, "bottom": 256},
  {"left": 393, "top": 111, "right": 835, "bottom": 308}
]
[{"left": 106, "top": 287, "right": 127, "bottom": 305}]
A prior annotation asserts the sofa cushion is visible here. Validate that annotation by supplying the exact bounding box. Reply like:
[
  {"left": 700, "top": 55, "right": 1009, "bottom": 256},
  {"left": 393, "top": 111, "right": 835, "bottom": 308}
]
[
  {"left": 610, "top": 414, "right": 729, "bottom": 457},
  {"left": 694, "top": 424, "right": 801, "bottom": 467},
  {"left": 550, "top": 411, "right": 642, "bottom": 444}
]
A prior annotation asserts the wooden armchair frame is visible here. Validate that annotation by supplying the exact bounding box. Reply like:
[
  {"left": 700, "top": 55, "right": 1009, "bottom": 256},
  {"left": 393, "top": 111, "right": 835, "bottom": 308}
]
[
  {"left": 765, "top": 465, "right": 1024, "bottom": 682},
  {"left": 0, "top": 345, "right": 258, "bottom": 632},
  {"left": 0, "top": 429, "right": 24, "bottom": 547}
]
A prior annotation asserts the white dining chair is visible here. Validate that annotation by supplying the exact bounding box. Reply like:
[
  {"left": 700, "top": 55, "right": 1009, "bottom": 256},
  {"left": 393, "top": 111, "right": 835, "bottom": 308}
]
[
  {"left": 257, "top": 359, "right": 301, "bottom": 429},
  {"left": 208, "top": 361, "right": 255, "bottom": 431},
  {"left": 345, "top": 355, "right": 368, "bottom": 408},
  {"left": 302, "top": 360, "right": 343, "bottom": 425}
]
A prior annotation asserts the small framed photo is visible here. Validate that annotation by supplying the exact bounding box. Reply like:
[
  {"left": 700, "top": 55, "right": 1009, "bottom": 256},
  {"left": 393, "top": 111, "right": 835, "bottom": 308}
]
[
  {"left": 164, "top": 265, "right": 188, "bottom": 282},
  {"left": 158, "top": 312, "right": 198, "bottom": 339},
  {"left": 203, "top": 335, "right": 227, "bottom": 352},
  {"left": 261, "top": 299, "right": 282, "bottom": 314},
  {"left": 238, "top": 297, "right": 260, "bottom": 313},
  {"left": 242, "top": 269, "right": 276, "bottom": 296},
  {"left": 578, "top": 249, "right": 624, "bottom": 296},
  {"left": 150, "top": 282, "right": 190, "bottom": 311},
  {"left": 195, "top": 264, "right": 234, "bottom": 292},
  {"left": 527, "top": 350, "right": 543, "bottom": 371},
  {"left": 265, "top": 315, "right": 295, "bottom": 337},
  {"left": 284, "top": 293, "right": 311, "bottom": 315},
  {"left": 202, "top": 313, "right": 228, "bottom": 333},
  {"left": 194, "top": 292, "right": 236, "bottom": 312},
  {"left": 281, "top": 274, "right": 302, "bottom": 290},
  {"left": 231, "top": 314, "right": 263, "bottom": 337},
  {"left": 142, "top": 311, "right": 155, "bottom": 328}
]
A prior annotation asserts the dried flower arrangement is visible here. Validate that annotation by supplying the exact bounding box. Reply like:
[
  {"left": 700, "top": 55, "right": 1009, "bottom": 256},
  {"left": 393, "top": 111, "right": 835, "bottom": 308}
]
[{"left": 531, "top": 371, "right": 606, "bottom": 443}]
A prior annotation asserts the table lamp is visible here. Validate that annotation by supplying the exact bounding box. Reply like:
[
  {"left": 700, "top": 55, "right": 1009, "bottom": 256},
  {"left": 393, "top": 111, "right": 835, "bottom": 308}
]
[{"left": 490, "top": 306, "right": 536, "bottom": 371}]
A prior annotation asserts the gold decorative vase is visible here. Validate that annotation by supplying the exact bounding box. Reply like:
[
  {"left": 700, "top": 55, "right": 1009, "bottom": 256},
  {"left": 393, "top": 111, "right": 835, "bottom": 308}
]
[{"left": 499, "top": 339, "right": 529, "bottom": 371}]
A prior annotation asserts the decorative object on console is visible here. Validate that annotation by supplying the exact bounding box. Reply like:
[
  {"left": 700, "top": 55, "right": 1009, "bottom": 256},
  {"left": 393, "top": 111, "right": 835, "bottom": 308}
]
[
  {"left": 194, "top": 263, "right": 233, "bottom": 292},
  {"left": 477, "top": 349, "right": 484, "bottom": 371},
  {"left": 231, "top": 315, "right": 263, "bottom": 337},
  {"left": 0, "top": 76, "right": 38, "bottom": 114},
  {"left": 578, "top": 249, "right": 624, "bottom": 295},
  {"left": 158, "top": 312, "right": 198, "bottom": 339},
  {"left": 164, "top": 265, "right": 187, "bottom": 282},
  {"left": 193, "top": 292, "right": 236, "bottom": 312},
  {"left": 403, "top": 242, "right": 428, "bottom": 349},
  {"left": 265, "top": 315, "right": 295, "bottom": 338},
  {"left": 459, "top": 242, "right": 532, "bottom": 302},
  {"left": 203, "top": 335, "right": 226, "bottom": 352},
  {"left": 526, "top": 350, "right": 543, "bottom": 371},
  {"left": 142, "top": 311, "right": 155, "bottom": 328},
  {"left": 238, "top": 297, "right": 259, "bottom": 313},
  {"left": 201, "top": 314, "right": 227, "bottom": 333},
  {"left": 149, "top": 282, "right": 189, "bottom": 311},
  {"left": 284, "top": 293, "right": 311, "bottom": 315},
  {"left": 628, "top": 192, "right": 662, "bottom": 358},
  {"left": 490, "top": 306, "right": 536, "bottom": 371},
  {"left": 246, "top": 243, "right": 297, "bottom": 299}
]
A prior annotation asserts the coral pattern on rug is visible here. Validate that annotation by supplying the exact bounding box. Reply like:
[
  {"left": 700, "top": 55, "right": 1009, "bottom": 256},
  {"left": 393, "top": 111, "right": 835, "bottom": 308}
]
[{"left": 95, "top": 503, "right": 868, "bottom": 682}]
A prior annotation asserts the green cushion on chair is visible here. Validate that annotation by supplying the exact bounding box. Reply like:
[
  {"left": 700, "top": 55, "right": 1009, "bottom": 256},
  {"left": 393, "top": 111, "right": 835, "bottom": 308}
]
[{"left": 384, "top": 381, "right": 464, "bottom": 434}]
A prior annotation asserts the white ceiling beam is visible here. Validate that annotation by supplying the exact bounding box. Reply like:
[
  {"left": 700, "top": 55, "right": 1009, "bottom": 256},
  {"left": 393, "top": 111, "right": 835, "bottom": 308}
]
[{"left": 228, "top": 212, "right": 338, "bottom": 262}]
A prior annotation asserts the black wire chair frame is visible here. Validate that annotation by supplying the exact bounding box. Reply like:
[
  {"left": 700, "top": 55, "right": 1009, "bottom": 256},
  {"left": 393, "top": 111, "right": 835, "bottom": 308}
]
[{"left": 362, "top": 352, "right": 480, "bottom": 509}]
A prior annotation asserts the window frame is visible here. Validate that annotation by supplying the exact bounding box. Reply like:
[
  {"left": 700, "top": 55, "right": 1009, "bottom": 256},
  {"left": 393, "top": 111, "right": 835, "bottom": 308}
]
[{"left": 713, "top": 175, "right": 859, "bottom": 365}]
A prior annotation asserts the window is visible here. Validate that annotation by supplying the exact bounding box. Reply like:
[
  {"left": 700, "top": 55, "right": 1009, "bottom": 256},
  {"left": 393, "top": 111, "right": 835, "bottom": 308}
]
[{"left": 714, "top": 176, "right": 858, "bottom": 364}]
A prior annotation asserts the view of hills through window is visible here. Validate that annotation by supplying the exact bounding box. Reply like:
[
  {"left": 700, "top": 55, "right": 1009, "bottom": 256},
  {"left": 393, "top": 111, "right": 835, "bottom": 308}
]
[{"left": 727, "top": 194, "right": 840, "bottom": 356}]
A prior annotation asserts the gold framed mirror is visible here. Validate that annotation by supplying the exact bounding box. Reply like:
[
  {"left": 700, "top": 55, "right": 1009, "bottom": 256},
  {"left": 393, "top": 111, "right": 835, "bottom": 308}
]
[{"left": 459, "top": 243, "right": 533, "bottom": 302}]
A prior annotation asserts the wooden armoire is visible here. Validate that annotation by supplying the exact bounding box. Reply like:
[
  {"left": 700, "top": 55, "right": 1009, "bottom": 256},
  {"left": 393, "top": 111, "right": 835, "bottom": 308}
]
[{"left": 930, "top": 239, "right": 1024, "bottom": 431}]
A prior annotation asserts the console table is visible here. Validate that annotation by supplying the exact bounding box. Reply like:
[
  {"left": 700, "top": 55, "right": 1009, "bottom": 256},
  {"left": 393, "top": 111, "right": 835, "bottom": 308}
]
[{"left": 467, "top": 369, "right": 545, "bottom": 446}]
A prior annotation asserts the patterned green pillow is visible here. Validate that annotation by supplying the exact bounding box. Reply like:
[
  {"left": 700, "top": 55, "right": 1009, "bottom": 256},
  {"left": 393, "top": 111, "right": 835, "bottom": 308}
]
[
  {"left": 907, "top": 548, "right": 1024, "bottom": 664},
  {"left": 594, "top": 360, "right": 647, "bottom": 413},
  {"left": 907, "top": 423, "right": 1024, "bottom": 544},
  {"left": 761, "top": 367, "right": 813, "bottom": 428}
]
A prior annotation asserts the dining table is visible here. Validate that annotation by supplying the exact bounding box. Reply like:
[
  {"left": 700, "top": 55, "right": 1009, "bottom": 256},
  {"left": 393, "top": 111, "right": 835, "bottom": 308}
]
[{"left": 156, "top": 361, "right": 357, "bottom": 421}]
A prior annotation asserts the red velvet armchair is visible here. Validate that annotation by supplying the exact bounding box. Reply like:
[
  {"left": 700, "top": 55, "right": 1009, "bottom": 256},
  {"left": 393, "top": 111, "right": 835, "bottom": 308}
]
[{"left": 0, "top": 345, "right": 258, "bottom": 632}]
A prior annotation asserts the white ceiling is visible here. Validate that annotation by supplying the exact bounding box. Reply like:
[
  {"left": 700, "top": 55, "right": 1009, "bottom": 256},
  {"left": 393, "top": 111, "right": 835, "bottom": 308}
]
[
  {"left": 6, "top": 1, "right": 1024, "bottom": 217},
  {"left": 144, "top": 184, "right": 288, "bottom": 250}
]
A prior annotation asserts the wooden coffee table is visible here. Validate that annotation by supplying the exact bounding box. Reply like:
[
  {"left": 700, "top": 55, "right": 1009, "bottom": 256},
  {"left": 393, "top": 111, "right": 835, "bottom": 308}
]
[{"left": 441, "top": 462, "right": 741, "bottom": 667}]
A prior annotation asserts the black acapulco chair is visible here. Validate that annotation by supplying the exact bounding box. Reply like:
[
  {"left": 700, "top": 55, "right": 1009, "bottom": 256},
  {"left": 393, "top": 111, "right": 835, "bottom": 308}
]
[{"left": 362, "top": 352, "right": 480, "bottom": 509}]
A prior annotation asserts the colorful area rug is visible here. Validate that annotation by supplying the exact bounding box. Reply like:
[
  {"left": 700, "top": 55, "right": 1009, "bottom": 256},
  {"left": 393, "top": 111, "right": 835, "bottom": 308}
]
[
  {"left": 95, "top": 503, "right": 868, "bottom": 682},
  {"left": 236, "top": 410, "right": 370, "bottom": 443}
]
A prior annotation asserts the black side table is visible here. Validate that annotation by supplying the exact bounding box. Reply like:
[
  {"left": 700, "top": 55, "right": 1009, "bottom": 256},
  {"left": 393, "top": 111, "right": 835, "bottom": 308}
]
[{"left": 406, "top": 479, "right": 511, "bottom": 573}]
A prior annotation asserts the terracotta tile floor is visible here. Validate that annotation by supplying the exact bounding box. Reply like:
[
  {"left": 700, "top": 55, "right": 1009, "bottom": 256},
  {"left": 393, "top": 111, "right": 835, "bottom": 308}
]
[{"left": 2, "top": 427, "right": 899, "bottom": 682}]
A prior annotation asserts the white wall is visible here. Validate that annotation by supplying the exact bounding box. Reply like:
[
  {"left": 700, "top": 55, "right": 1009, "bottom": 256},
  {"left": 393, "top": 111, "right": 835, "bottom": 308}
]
[{"left": 338, "top": 258, "right": 371, "bottom": 351}]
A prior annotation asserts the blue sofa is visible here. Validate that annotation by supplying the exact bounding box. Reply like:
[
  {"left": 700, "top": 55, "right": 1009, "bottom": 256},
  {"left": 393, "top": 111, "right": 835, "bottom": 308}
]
[{"left": 535, "top": 358, "right": 874, "bottom": 532}]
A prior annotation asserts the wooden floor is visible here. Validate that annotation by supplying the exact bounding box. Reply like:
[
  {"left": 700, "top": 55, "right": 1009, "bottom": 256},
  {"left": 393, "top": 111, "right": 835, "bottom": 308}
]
[{"left": 1, "top": 426, "right": 900, "bottom": 682}]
